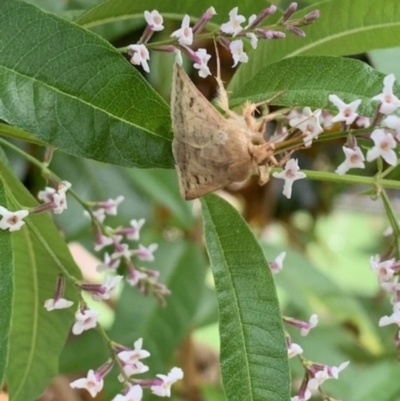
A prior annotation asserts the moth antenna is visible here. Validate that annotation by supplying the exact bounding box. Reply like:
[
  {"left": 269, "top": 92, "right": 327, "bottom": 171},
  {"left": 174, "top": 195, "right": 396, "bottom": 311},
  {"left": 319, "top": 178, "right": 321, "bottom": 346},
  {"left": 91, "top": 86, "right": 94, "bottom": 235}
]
[{"left": 212, "top": 36, "right": 233, "bottom": 116}]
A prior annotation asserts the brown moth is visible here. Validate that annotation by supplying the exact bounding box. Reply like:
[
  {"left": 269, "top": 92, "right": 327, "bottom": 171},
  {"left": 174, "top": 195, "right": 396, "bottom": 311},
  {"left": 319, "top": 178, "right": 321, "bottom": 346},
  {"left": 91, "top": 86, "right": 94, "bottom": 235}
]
[{"left": 171, "top": 63, "right": 275, "bottom": 200}]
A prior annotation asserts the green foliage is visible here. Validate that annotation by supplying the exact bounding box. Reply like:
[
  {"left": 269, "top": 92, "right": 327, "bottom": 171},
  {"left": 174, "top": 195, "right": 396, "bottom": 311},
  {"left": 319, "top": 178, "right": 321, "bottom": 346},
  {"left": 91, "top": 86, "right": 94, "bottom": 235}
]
[
  {"left": 202, "top": 194, "right": 290, "bottom": 401},
  {"left": 1, "top": 0, "right": 400, "bottom": 400},
  {"left": 230, "top": 56, "right": 399, "bottom": 116},
  {"left": 0, "top": 159, "right": 81, "bottom": 401},
  {"left": 0, "top": 0, "right": 172, "bottom": 168},
  {"left": 230, "top": 0, "right": 400, "bottom": 91}
]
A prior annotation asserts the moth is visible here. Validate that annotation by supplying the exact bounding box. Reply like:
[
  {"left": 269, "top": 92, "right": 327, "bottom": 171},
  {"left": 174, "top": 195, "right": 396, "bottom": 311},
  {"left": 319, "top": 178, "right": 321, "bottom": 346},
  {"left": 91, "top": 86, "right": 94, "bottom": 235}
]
[{"left": 171, "top": 63, "right": 276, "bottom": 200}]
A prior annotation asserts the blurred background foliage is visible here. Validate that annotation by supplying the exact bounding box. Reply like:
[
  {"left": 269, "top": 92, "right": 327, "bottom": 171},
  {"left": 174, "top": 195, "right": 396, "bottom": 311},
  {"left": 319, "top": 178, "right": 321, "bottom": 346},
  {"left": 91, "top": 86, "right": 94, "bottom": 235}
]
[{"left": 3, "top": 0, "right": 400, "bottom": 400}]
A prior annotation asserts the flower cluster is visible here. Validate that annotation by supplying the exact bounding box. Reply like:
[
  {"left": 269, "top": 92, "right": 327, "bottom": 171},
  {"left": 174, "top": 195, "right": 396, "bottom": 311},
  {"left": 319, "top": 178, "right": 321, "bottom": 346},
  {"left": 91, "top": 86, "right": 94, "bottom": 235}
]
[
  {"left": 127, "top": 4, "right": 320, "bottom": 77},
  {"left": 370, "top": 256, "right": 400, "bottom": 332},
  {"left": 70, "top": 339, "right": 183, "bottom": 400}
]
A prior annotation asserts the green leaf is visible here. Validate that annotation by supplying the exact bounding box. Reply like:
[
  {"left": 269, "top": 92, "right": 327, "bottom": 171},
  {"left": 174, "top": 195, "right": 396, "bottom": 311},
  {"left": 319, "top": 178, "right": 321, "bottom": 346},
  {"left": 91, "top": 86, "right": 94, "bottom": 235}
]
[
  {"left": 110, "top": 240, "right": 206, "bottom": 373},
  {"left": 0, "top": 0, "right": 173, "bottom": 168},
  {"left": 230, "top": 0, "right": 400, "bottom": 91},
  {"left": 0, "top": 160, "right": 81, "bottom": 401},
  {"left": 75, "top": 0, "right": 271, "bottom": 30},
  {"left": 0, "top": 180, "right": 13, "bottom": 389},
  {"left": 201, "top": 194, "right": 290, "bottom": 401},
  {"left": 127, "top": 168, "right": 196, "bottom": 230},
  {"left": 230, "top": 56, "right": 395, "bottom": 117}
]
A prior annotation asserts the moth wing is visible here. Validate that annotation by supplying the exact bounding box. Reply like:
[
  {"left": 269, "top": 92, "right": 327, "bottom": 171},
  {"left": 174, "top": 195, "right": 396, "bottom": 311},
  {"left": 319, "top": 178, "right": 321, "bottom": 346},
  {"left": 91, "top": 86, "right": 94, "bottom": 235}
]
[{"left": 171, "top": 64, "right": 252, "bottom": 200}]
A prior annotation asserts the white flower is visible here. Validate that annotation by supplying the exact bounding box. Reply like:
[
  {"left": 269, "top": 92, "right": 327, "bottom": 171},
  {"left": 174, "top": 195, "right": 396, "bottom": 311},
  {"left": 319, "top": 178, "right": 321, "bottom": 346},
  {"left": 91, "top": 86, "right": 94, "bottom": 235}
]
[
  {"left": 355, "top": 116, "right": 371, "bottom": 128},
  {"left": 118, "top": 361, "right": 149, "bottom": 382},
  {"left": 383, "top": 115, "right": 400, "bottom": 141},
  {"left": 366, "top": 129, "right": 397, "bottom": 166},
  {"left": 289, "top": 107, "right": 323, "bottom": 147},
  {"left": 97, "top": 252, "right": 121, "bottom": 272},
  {"left": 372, "top": 73, "right": 400, "bottom": 115},
  {"left": 379, "top": 304, "right": 400, "bottom": 327},
  {"left": 118, "top": 338, "right": 151, "bottom": 365},
  {"left": 144, "top": 10, "right": 164, "bottom": 31},
  {"left": 112, "top": 243, "right": 131, "bottom": 259},
  {"left": 245, "top": 14, "right": 257, "bottom": 29},
  {"left": 307, "top": 368, "right": 330, "bottom": 391},
  {"left": 288, "top": 342, "right": 303, "bottom": 358},
  {"left": 328, "top": 94, "right": 361, "bottom": 125},
  {"left": 84, "top": 208, "right": 106, "bottom": 223},
  {"left": 113, "top": 385, "right": 143, "bottom": 401},
  {"left": 151, "top": 367, "right": 184, "bottom": 397},
  {"left": 370, "top": 255, "right": 395, "bottom": 282},
  {"left": 96, "top": 195, "right": 125, "bottom": 216},
  {"left": 193, "top": 48, "right": 211, "bottom": 78},
  {"left": 52, "top": 191, "right": 68, "bottom": 214},
  {"left": 44, "top": 298, "right": 73, "bottom": 311},
  {"left": 94, "top": 234, "right": 113, "bottom": 252},
  {"left": 128, "top": 44, "right": 150, "bottom": 73},
  {"left": 220, "top": 7, "right": 246, "bottom": 36},
  {"left": 269, "top": 251, "right": 286, "bottom": 274},
  {"left": 229, "top": 39, "right": 248, "bottom": 67},
  {"left": 135, "top": 243, "right": 158, "bottom": 261},
  {"left": 70, "top": 369, "right": 104, "bottom": 398},
  {"left": 126, "top": 218, "right": 145, "bottom": 241},
  {"left": 0, "top": 207, "right": 29, "bottom": 232},
  {"left": 300, "top": 314, "right": 318, "bottom": 336},
  {"left": 127, "top": 268, "right": 148, "bottom": 286},
  {"left": 246, "top": 32, "right": 258, "bottom": 49},
  {"left": 38, "top": 186, "right": 56, "bottom": 203},
  {"left": 272, "top": 159, "right": 306, "bottom": 199},
  {"left": 171, "top": 15, "right": 193, "bottom": 46},
  {"left": 72, "top": 309, "right": 100, "bottom": 335},
  {"left": 92, "top": 275, "right": 123, "bottom": 301},
  {"left": 335, "top": 146, "right": 365, "bottom": 175}
]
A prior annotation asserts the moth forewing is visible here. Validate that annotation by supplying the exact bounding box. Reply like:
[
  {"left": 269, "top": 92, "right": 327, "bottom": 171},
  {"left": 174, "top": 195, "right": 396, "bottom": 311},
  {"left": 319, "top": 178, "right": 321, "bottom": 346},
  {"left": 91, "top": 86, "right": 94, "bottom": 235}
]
[{"left": 171, "top": 63, "right": 275, "bottom": 200}]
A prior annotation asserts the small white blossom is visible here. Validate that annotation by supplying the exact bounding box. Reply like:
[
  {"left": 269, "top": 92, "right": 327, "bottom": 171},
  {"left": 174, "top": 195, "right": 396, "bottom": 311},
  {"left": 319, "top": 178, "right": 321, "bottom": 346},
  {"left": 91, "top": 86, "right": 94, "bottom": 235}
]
[
  {"left": 135, "top": 243, "right": 158, "bottom": 262},
  {"left": 0, "top": 207, "right": 29, "bottom": 232},
  {"left": 379, "top": 303, "right": 400, "bottom": 327},
  {"left": 246, "top": 32, "right": 258, "bottom": 49},
  {"left": 370, "top": 255, "right": 395, "bottom": 282},
  {"left": 151, "top": 367, "right": 184, "bottom": 397},
  {"left": 128, "top": 44, "right": 150, "bottom": 73},
  {"left": 245, "top": 14, "right": 257, "bottom": 29},
  {"left": 96, "top": 195, "right": 125, "bottom": 216},
  {"left": 288, "top": 342, "right": 303, "bottom": 358},
  {"left": 94, "top": 234, "right": 113, "bottom": 252},
  {"left": 220, "top": 7, "right": 246, "bottom": 36},
  {"left": 171, "top": 15, "right": 193, "bottom": 46},
  {"left": 70, "top": 369, "right": 104, "bottom": 398},
  {"left": 355, "top": 116, "right": 371, "bottom": 128},
  {"left": 144, "top": 10, "right": 164, "bottom": 31},
  {"left": 372, "top": 73, "right": 400, "bottom": 115},
  {"left": 127, "top": 268, "right": 148, "bottom": 286},
  {"left": 97, "top": 252, "right": 121, "bottom": 272},
  {"left": 84, "top": 208, "right": 106, "bottom": 223},
  {"left": 52, "top": 191, "right": 67, "bottom": 214},
  {"left": 193, "top": 48, "right": 211, "bottom": 78},
  {"left": 300, "top": 314, "right": 318, "bottom": 336},
  {"left": 44, "top": 298, "right": 73, "bottom": 311},
  {"left": 328, "top": 94, "right": 361, "bottom": 125},
  {"left": 269, "top": 251, "right": 286, "bottom": 274},
  {"left": 38, "top": 187, "right": 56, "bottom": 203},
  {"left": 335, "top": 146, "right": 365, "bottom": 175},
  {"left": 383, "top": 115, "right": 400, "bottom": 141},
  {"left": 272, "top": 159, "right": 306, "bottom": 199},
  {"left": 118, "top": 338, "right": 151, "bottom": 365},
  {"left": 92, "top": 275, "right": 123, "bottom": 301},
  {"left": 112, "top": 243, "right": 131, "bottom": 260},
  {"left": 113, "top": 385, "right": 143, "bottom": 401},
  {"left": 125, "top": 218, "right": 145, "bottom": 241},
  {"left": 366, "top": 129, "right": 397, "bottom": 166},
  {"left": 72, "top": 309, "right": 100, "bottom": 335},
  {"left": 289, "top": 107, "right": 323, "bottom": 147},
  {"left": 118, "top": 361, "right": 149, "bottom": 382},
  {"left": 229, "top": 39, "right": 248, "bottom": 67}
]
